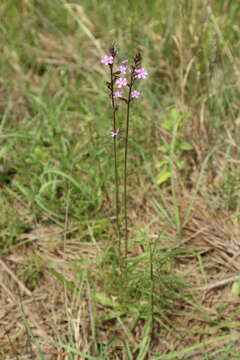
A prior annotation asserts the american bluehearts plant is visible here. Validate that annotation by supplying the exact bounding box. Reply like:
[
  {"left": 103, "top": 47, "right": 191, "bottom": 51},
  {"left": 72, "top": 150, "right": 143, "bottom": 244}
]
[{"left": 101, "top": 46, "right": 148, "bottom": 257}]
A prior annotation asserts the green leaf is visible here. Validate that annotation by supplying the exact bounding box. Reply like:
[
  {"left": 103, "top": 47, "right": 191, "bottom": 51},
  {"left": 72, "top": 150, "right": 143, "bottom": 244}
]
[
  {"left": 155, "top": 160, "right": 168, "bottom": 168},
  {"left": 162, "top": 119, "right": 174, "bottom": 131},
  {"left": 231, "top": 281, "right": 240, "bottom": 299},
  {"left": 94, "top": 292, "right": 119, "bottom": 308},
  {"left": 157, "top": 145, "right": 168, "bottom": 153},
  {"left": 48, "top": 268, "right": 77, "bottom": 292},
  {"left": 156, "top": 171, "right": 171, "bottom": 185},
  {"left": 179, "top": 141, "right": 193, "bottom": 151},
  {"left": 169, "top": 108, "right": 181, "bottom": 121}
]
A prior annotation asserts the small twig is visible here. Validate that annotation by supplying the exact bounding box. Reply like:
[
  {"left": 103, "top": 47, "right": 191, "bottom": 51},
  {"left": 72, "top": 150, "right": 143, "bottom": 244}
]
[
  {"left": 0, "top": 259, "right": 32, "bottom": 297},
  {"left": 190, "top": 274, "right": 240, "bottom": 292},
  {"left": 0, "top": 280, "right": 16, "bottom": 302}
]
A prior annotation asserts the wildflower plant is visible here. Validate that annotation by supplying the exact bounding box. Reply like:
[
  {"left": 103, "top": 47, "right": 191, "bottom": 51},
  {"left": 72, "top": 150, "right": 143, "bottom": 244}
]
[{"left": 101, "top": 46, "right": 148, "bottom": 257}]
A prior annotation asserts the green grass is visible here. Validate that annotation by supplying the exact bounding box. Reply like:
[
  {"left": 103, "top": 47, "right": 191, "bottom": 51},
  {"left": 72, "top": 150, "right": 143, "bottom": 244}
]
[{"left": 1, "top": 0, "right": 240, "bottom": 358}]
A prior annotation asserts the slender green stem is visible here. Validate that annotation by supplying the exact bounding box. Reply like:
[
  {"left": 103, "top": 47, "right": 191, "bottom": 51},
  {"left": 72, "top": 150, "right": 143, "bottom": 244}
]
[
  {"left": 110, "top": 66, "right": 121, "bottom": 253},
  {"left": 123, "top": 73, "right": 134, "bottom": 257},
  {"left": 149, "top": 240, "right": 154, "bottom": 340}
]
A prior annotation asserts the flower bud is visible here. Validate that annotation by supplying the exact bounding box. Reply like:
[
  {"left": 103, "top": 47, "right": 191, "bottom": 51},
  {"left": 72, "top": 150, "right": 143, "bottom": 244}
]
[{"left": 109, "top": 46, "right": 118, "bottom": 58}]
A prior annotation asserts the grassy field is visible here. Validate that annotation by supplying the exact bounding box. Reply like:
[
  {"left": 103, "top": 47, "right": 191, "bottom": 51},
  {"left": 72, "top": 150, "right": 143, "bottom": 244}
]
[{"left": 1, "top": 0, "right": 240, "bottom": 358}]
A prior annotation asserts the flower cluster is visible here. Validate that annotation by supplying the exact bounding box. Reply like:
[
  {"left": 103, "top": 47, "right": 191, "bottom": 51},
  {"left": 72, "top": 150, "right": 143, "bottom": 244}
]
[
  {"left": 117, "top": 65, "right": 127, "bottom": 74},
  {"left": 101, "top": 55, "right": 114, "bottom": 65},
  {"left": 116, "top": 78, "right": 127, "bottom": 88},
  {"left": 111, "top": 128, "right": 119, "bottom": 137},
  {"left": 101, "top": 48, "right": 148, "bottom": 136},
  {"left": 114, "top": 91, "right": 122, "bottom": 98},
  {"left": 135, "top": 68, "right": 148, "bottom": 79},
  {"left": 131, "top": 90, "right": 140, "bottom": 99}
]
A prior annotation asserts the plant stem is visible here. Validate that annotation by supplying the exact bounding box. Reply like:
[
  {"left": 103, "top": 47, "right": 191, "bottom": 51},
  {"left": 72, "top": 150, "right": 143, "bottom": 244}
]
[
  {"left": 123, "top": 73, "right": 133, "bottom": 257},
  {"left": 110, "top": 66, "right": 121, "bottom": 254},
  {"left": 149, "top": 240, "right": 154, "bottom": 340}
]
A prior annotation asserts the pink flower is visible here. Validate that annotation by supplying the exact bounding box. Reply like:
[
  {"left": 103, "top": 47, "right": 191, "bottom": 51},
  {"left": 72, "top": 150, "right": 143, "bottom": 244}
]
[
  {"left": 116, "top": 78, "right": 127, "bottom": 88},
  {"left": 111, "top": 128, "right": 119, "bottom": 137},
  {"left": 131, "top": 90, "right": 140, "bottom": 99},
  {"left": 117, "top": 65, "right": 127, "bottom": 74},
  {"left": 113, "top": 91, "right": 122, "bottom": 98},
  {"left": 121, "top": 59, "right": 128, "bottom": 65},
  {"left": 135, "top": 68, "right": 148, "bottom": 79},
  {"left": 101, "top": 55, "right": 114, "bottom": 65}
]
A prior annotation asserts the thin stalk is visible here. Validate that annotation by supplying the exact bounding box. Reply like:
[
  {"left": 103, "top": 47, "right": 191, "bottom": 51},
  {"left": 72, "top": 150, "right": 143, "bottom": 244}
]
[
  {"left": 110, "top": 65, "right": 121, "bottom": 253},
  {"left": 123, "top": 72, "right": 134, "bottom": 257},
  {"left": 149, "top": 240, "right": 154, "bottom": 341}
]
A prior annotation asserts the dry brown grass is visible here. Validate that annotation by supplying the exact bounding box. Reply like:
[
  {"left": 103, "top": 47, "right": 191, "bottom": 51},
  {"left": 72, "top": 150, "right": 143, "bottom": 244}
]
[{"left": 1, "top": 190, "right": 240, "bottom": 359}]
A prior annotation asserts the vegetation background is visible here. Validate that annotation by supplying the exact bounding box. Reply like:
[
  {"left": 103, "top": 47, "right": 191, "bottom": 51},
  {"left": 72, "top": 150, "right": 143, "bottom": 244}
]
[{"left": 1, "top": 0, "right": 240, "bottom": 359}]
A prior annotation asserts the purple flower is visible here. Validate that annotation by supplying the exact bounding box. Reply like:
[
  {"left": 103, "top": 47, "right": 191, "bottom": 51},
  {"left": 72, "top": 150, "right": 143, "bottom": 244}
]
[
  {"left": 111, "top": 128, "right": 119, "bottom": 137},
  {"left": 131, "top": 90, "right": 140, "bottom": 99},
  {"left": 135, "top": 68, "right": 148, "bottom": 79},
  {"left": 101, "top": 55, "right": 114, "bottom": 65},
  {"left": 116, "top": 78, "right": 127, "bottom": 88},
  {"left": 113, "top": 91, "right": 122, "bottom": 98},
  {"left": 121, "top": 59, "right": 128, "bottom": 65},
  {"left": 117, "top": 65, "right": 127, "bottom": 74}
]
